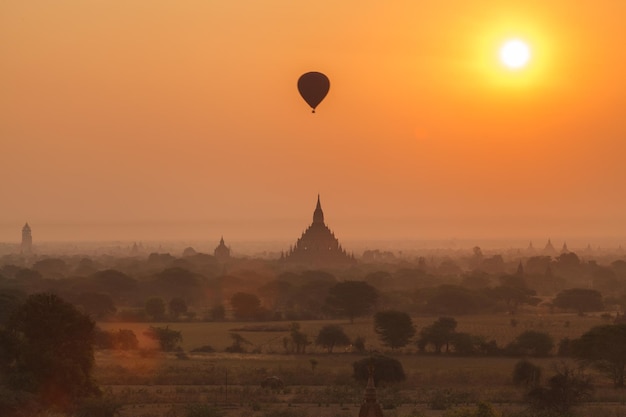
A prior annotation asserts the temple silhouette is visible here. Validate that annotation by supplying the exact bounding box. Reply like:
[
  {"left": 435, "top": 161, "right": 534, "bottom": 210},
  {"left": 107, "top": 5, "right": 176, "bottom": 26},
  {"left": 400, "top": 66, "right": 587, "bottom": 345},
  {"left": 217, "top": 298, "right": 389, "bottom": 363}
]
[
  {"left": 21, "top": 223, "right": 32, "bottom": 255},
  {"left": 214, "top": 236, "right": 231, "bottom": 261},
  {"left": 283, "top": 195, "right": 354, "bottom": 267}
]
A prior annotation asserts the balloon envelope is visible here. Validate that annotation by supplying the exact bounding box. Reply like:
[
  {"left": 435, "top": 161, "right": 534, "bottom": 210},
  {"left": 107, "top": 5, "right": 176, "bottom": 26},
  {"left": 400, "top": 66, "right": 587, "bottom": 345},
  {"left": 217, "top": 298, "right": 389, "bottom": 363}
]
[{"left": 297, "top": 72, "right": 330, "bottom": 112}]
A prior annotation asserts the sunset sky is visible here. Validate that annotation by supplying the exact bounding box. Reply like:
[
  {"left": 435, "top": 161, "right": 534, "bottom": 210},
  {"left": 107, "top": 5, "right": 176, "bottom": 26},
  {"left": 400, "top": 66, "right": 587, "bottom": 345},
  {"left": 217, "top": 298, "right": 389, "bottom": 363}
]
[{"left": 1, "top": 1, "right": 625, "bottom": 244}]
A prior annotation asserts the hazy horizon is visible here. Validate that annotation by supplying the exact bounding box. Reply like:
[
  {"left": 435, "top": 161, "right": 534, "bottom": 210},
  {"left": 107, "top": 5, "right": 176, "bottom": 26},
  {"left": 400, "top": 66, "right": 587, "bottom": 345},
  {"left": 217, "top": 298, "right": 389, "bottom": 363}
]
[{"left": 1, "top": 215, "right": 623, "bottom": 250}]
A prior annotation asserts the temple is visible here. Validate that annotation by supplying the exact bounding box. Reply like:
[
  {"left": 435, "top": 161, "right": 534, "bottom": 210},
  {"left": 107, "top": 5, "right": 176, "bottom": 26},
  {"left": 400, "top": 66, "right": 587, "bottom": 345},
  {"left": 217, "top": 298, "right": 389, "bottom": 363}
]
[
  {"left": 283, "top": 195, "right": 354, "bottom": 267},
  {"left": 358, "top": 364, "right": 384, "bottom": 417},
  {"left": 21, "top": 223, "right": 32, "bottom": 255},
  {"left": 214, "top": 236, "right": 231, "bottom": 261}
]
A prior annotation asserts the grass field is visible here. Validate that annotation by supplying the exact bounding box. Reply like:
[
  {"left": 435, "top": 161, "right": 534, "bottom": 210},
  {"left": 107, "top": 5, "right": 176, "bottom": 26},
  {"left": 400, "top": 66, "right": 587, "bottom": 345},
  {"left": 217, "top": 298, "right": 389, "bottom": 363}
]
[
  {"left": 94, "top": 312, "right": 624, "bottom": 416},
  {"left": 98, "top": 312, "right": 609, "bottom": 353}
]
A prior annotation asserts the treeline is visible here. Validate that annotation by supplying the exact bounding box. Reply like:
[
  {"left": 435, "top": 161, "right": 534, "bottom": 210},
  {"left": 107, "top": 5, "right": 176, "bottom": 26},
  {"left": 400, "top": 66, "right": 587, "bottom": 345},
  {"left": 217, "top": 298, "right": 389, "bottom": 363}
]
[{"left": 0, "top": 250, "right": 625, "bottom": 324}]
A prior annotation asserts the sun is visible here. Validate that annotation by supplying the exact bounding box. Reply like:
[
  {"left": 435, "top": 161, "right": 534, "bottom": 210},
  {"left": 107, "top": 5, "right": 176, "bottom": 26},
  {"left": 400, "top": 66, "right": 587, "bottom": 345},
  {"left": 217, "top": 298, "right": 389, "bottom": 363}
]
[{"left": 499, "top": 39, "right": 531, "bottom": 69}]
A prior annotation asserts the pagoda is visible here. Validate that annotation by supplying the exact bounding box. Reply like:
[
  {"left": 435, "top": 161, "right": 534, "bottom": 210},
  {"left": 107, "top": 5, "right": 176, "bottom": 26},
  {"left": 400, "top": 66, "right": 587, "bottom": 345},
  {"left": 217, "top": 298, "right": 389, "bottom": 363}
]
[
  {"left": 359, "top": 363, "right": 384, "bottom": 417},
  {"left": 283, "top": 195, "right": 354, "bottom": 266},
  {"left": 214, "top": 237, "right": 231, "bottom": 261},
  {"left": 21, "top": 223, "right": 32, "bottom": 255}
]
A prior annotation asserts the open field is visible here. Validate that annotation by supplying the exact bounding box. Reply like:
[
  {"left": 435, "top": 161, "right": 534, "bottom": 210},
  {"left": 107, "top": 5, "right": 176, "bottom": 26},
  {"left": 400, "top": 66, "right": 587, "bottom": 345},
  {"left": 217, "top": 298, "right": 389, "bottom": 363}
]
[
  {"left": 98, "top": 312, "right": 611, "bottom": 353},
  {"left": 94, "top": 313, "right": 626, "bottom": 416}
]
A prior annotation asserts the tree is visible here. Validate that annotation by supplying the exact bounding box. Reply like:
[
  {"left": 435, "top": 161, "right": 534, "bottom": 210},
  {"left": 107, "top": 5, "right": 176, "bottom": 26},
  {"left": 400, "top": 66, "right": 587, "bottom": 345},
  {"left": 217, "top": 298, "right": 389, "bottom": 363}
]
[
  {"left": 143, "top": 326, "right": 182, "bottom": 351},
  {"left": 315, "top": 325, "right": 351, "bottom": 353},
  {"left": 169, "top": 297, "right": 188, "bottom": 319},
  {"left": 145, "top": 297, "right": 166, "bottom": 320},
  {"left": 288, "top": 322, "right": 309, "bottom": 354},
  {"left": 225, "top": 333, "right": 252, "bottom": 353},
  {"left": 230, "top": 292, "right": 261, "bottom": 320},
  {"left": 113, "top": 329, "right": 139, "bottom": 350},
  {"left": 90, "top": 269, "right": 137, "bottom": 300},
  {"left": 75, "top": 292, "right": 117, "bottom": 320},
  {"left": 209, "top": 304, "right": 225, "bottom": 321},
  {"left": 512, "top": 359, "right": 542, "bottom": 387},
  {"left": 325, "top": 281, "right": 378, "bottom": 323},
  {"left": 374, "top": 310, "right": 415, "bottom": 349},
  {"left": 353, "top": 354, "right": 405, "bottom": 384},
  {"left": 553, "top": 288, "right": 603, "bottom": 315},
  {"left": 492, "top": 275, "right": 538, "bottom": 314},
  {"left": 571, "top": 324, "right": 626, "bottom": 387},
  {"left": 507, "top": 330, "right": 554, "bottom": 357},
  {"left": 0, "top": 289, "right": 26, "bottom": 325},
  {"left": 420, "top": 285, "right": 493, "bottom": 315},
  {"left": 418, "top": 317, "right": 458, "bottom": 353},
  {"left": 2, "top": 293, "right": 99, "bottom": 411},
  {"left": 525, "top": 362, "right": 592, "bottom": 413}
]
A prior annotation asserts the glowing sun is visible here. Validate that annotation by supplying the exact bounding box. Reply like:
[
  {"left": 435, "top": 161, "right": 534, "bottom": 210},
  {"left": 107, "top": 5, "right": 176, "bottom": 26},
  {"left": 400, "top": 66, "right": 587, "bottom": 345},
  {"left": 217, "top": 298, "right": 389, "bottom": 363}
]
[{"left": 499, "top": 39, "right": 531, "bottom": 69}]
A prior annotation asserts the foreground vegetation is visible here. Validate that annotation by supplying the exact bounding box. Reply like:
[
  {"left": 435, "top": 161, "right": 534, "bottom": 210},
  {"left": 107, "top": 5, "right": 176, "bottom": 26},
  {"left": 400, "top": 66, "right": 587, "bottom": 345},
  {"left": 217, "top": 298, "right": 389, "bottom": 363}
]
[{"left": 2, "top": 244, "right": 626, "bottom": 416}]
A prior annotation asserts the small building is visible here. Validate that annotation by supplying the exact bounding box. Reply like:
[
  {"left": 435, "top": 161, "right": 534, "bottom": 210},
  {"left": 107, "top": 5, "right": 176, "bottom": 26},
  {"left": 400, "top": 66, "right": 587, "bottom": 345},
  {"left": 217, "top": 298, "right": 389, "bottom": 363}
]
[
  {"left": 214, "top": 237, "right": 231, "bottom": 261},
  {"left": 21, "top": 223, "right": 32, "bottom": 255},
  {"left": 359, "top": 365, "right": 384, "bottom": 417}
]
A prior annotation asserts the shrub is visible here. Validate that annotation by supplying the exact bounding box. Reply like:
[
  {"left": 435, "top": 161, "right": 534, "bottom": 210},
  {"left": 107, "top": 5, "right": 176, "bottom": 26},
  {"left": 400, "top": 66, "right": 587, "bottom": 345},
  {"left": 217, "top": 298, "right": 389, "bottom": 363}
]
[
  {"left": 190, "top": 345, "right": 215, "bottom": 353},
  {"left": 185, "top": 404, "right": 224, "bottom": 417},
  {"left": 507, "top": 331, "right": 554, "bottom": 357},
  {"left": 512, "top": 359, "right": 541, "bottom": 387},
  {"left": 428, "top": 389, "right": 475, "bottom": 410},
  {"left": 353, "top": 354, "right": 405, "bottom": 385},
  {"left": 525, "top": 363, "right": 593, "bottom": 413},
  {"left": 143, "top": 326, "right": 182, "bottom": 352},
  {"left": 74, "top": 397, "right": 122, "bottom": 417},
  {"left": 443, "top": 402, "right": 501, "bottom": 417}
]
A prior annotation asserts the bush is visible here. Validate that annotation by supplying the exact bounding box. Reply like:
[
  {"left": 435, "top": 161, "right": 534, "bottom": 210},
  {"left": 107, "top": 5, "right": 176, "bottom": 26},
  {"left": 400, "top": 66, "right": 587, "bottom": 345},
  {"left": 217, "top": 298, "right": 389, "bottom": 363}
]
[
  {"left": 525, "top": 363, "right": 593, "bottom": 413},
  {"left": 143, "top": 326, "right": 182, "bottom": 352},
  {"left": 507, "top": 331, "right": 554, "bottom": 357},
  {"left": 353, "top": 336, "right": 366, "bottom": 353},
  {"left": 185, "top": 404, "right": 224, "bottom": 417},
  {"left": 428, "top": 389, "right": 475, "bottom": 410},
  {"left": 513, "top": 359, "right": 542, "bottom": 387},
  {"left": 74, "top": 397, "right": 122, "bottom": 417},
  {"left": 353, "top": 354, "right": 405, "bottom": 385},
  {"left": 443, "top": 402, "right": 501, "bottom": 417},
  {"left": 190, "top": 345, "right": 215, "bottom": 353}
]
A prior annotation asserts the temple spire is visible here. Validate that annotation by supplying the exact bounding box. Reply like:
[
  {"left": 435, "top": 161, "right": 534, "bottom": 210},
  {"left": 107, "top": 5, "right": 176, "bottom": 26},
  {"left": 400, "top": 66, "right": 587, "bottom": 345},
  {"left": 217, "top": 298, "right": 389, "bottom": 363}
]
[
  {"left": 313, "top": 194, "right": 324, "bottom": 224},
  {"left": 359, "top": 361, "right": 383, "bottom": 417}
]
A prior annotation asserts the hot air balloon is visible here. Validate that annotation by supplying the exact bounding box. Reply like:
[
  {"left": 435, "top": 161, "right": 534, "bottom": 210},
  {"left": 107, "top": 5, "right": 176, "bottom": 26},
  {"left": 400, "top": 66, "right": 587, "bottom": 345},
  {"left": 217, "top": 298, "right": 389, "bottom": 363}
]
[{"left": 297, "top": 72, "right": 330, "bottom": 113}]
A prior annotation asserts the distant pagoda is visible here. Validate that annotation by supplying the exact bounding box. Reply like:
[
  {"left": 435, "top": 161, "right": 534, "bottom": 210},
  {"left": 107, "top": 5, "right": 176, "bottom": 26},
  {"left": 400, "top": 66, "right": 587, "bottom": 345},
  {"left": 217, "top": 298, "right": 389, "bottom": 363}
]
[
  {"left": 283, "top": 195, "right": 354, "bottom": 267},
  {"left": 214, "top": 236, "right": 231, "bottom": 261},
  {"left": 359, "top": 363, "right": 384, "bottom": 417},
  {"left": 543, "top": 238, "right": 557, "bottom": 256},
  {"left": 21, "top": 223, "right": 33, "bottom": 255}
]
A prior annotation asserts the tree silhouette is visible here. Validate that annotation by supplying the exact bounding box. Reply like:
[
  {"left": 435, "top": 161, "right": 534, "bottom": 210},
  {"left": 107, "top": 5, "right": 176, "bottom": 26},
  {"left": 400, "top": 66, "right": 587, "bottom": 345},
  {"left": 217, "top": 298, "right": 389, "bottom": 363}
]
[
  {"left": 571, "top": 324, "right": 626, "bottom": 387},
  {"left": 418, "top": 317, "right": 458, "bottom": 353},
  {"left": 145, "top": 297, "right": 166, "bottom": 321},
  {"left": 230, "top": 292, "right": 261, "bottom": 320},
  {"left": 325, "top": 281, "right": 378, "bottom": 323},
  {"left": 374, "top": 310, "right": 415, "bottom": 349},
  {"left": 315, "top": 324, "right": 350, "bottom": 353},
  {"left": 2, "top": 293, "right": 99, "bottom": 411},
  {"left": 553, "top": 288, "right": 603, "bottom": 315},
  {"left": 507, "top": 330, "right": 554, "bottom": 357}
]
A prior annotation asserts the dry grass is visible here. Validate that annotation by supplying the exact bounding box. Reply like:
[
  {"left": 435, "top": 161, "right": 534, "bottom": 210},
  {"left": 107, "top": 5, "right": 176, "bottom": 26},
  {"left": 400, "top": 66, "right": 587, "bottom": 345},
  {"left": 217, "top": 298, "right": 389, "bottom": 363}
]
[
  {"left": 98, "top": 312, "right": 608, "bottom": 353},
  {"left": 95, "top": 312, "right": 619, "bottom": 417}
]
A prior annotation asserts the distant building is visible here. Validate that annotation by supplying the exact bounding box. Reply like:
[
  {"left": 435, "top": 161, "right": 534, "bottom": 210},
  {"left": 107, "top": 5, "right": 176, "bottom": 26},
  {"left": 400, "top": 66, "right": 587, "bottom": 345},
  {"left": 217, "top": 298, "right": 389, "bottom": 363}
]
[
  {"left": 543, "top": 238, "right": 557, "bottom": 256},
  {"left": 21, "top": 223, "right": 32, "bottom": 255},
  {"left": 283, "top": 195, "right": 354, "bottom": 267},
  {"left": 214, "top": 237, "right": 231, "bottom": 261},
  {"left": 359, "top": 364, "right": 384, "bottom": 417}
]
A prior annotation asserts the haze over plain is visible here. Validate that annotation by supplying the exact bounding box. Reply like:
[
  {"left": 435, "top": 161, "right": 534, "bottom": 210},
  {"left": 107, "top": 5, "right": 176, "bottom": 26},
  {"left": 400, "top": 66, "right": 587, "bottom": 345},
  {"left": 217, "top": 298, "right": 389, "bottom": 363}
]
[{"left": 1, "top": 1, "right": 624, "bottom": 243}]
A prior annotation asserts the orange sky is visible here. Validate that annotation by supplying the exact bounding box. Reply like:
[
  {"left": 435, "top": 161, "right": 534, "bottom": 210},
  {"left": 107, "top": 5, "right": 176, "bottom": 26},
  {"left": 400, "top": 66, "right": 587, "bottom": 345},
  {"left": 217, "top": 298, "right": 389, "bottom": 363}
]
[{"left": 1, "top": 1, "right": 625, "bottom": 244}]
